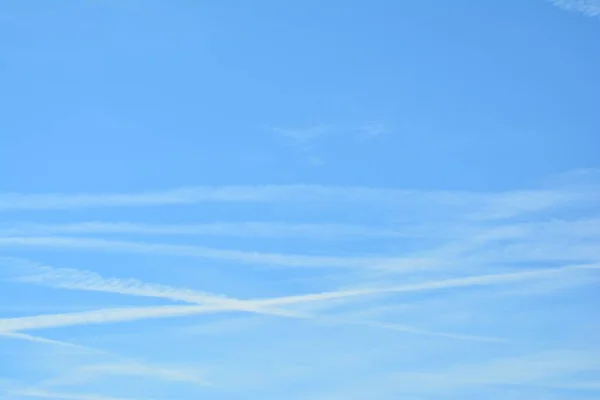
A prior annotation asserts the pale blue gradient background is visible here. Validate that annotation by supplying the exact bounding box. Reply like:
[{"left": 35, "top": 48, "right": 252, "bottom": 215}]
[{"left": 1, "top": 1, "right": 599, "bottom": 399}]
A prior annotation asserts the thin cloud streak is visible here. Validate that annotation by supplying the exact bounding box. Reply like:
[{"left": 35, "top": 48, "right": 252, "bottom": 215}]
[
  {"left": 270, "top": 124, "right": 334, "bottom": 143},
  {"left": 350, "top": 320, "right": 507, "bottom": 343},
  {"left": 2, "top": 217, "right": 599, "bottom": 254},
  {"left": 0, "top": 331, "right": 102, "bottom": 352},
  {"left": 9, "top": 261, "right": 502, "bottom": 343},
  {"left": 1, "top": 264, "right": 592, "bottom": 334},
  {"left": 0, "top": 305, "right": 223, "bottom": 333},
  {"left": 332, "top": 349, "right": 600, "bottom": 397},
  {"left": 11, "top": 261, "right": 301, "bottom": 318},
  {"left": 0, "top": 221, "right": 404, "bottom": 240},
  {"left": 41, "top": 361, "right": 211, "bottom": 389},
  {"left": 390, "top": 349, "right": 600, "bottom": 392},
  {"left": 0, "top": 185, "right": 465, "bottom": 209},
  {"left": 314, "top": 318, "right": 507, "bottom": 343},
  {"left": 0, "top": 236, "right": 433, "bottom": 270},
  {"left": 0, "top": 323, "right": 208, "bottom": 389},
  {"left": 255, "top": 263, "right": 597, "bottom": 306},
  {"left": 0, "top": 185, "right": 591, "bottom": 220}
]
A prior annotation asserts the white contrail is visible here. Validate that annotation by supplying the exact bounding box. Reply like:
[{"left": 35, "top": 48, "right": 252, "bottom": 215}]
[
  {"left": 0, "top": 315, "right": 210, "bottom": 387},
  {"left": 39, "top": 360, "right": 211, "bottom": 389},
  {"left": 310, "top": 317, "right": 506, "bottom": 343},
  {"left": 7, "top": 218, "right": 598, "bottom": 244},
  {"left": 0, "top": 185, "right": 586, "bottom": 220},
  {"left": 358, "top": 321, "right": 504, "bottom": 343},
  {"left": 6, "top": 261, "right": 499, "bottom": 342},
  {"left": 2, "top": 264, "right": 591, "bottom": 334},
  {"left": 0, "top": 185, "right": 478, "bottom": 210},
  {"left": 0, "top": 221, "right": 404, "bottom": 240},
  {"left": 15, "top": 260, "right": 591, "bottom": 312},
  {"left": 0, "top": 331, "right": 104, "bottom": 352},
  {"left": 0, "top": 185, "right": 455, "bottom": 210},
  {"left": 12, "top": 262, "right": 301, "bottom": 318},
  {"left": 0, "top": 329, "right": 211, "bottom": 389},
  {"left": 0, "top": 236, "right": 433, "bottom": 270},
  {"left": 252, "top": 264, "right": 597, "bottom": 306},
  {"left": 0, "top": 304, "right": 223, "bottom": 332},
  {"left": 0, "top": 303, "right": 498, "bottom": 343}
]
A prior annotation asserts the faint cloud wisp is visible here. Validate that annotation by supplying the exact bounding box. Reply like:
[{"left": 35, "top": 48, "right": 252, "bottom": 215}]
[{"left": 550, "top": 0, "right": 600, "bottom": 17}]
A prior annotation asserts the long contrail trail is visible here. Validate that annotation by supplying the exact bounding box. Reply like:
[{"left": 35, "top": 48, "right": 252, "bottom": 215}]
[{"left": 2, "top": 263, "right": 591, "bottom": 337}]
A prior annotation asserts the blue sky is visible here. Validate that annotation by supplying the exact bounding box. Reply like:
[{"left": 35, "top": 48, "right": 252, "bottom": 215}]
[{"left": 0, "top": 0, "right": 599, "bottom": 399}]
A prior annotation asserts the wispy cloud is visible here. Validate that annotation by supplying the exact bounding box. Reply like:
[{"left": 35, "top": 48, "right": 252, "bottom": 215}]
[
  {"left": 0, "top": 221, "right": 404, "bottom": 240},
  {"left": 0, "top": 304, "right": 232, "bottom": 333},
  {"left": 550, "top": 0, "right": 600, "bottom": 17},
  {"left": 269, "top": 123, "right": 391, "bottom": 166},
  {"left": 270, "top": 124, "right": 334, "bottom": 144},
  {"left": 1, "top": 184, "right": 592, "bottom": 221},
  {"left": 355, "top": 122, "right": 388, "bottom": 139},
  {"left": 7, "top": 260, "right": 301, "bottom": 318},
  {"left": 2, "top": 217, "right": 599, "bottom": 269},
  {"left": 5, "top": 260, "right": 515, "bottom": 342},
  {"left": 390, "top": 349, "right": 600, "bottom": 393},
  {"left": 259, "top": 263, "right": 597, "bottom": 306},
  {"left": 0, "top": 185, "right": 415, "bottom": 210},
  {"left": 41, "top": 361, "right": 210, "bottom": 388},
  {"left": 319, "top": 349, "right": 600, "bottom": 398},
  {"left": 0, "top": 236, "right": 434, "bottom": 270},
  {"left": 2, "top": 332, "right": 213, "bottom": 393},
  {"left": 2, "top": 212, "right": 599, "bottom": 273},
  {"left": 1, "top": 262, "right": 592, "bottom": 334},
  {"left": 271, "top": 122, "right": 390, "bottom": 143},
  {"left": 317, "top": 318, "right": 507, "bottom": 343},
  {"left": 1, "top": 170, "right": 597, "bottom": 399},
  {"left": 1, "top": 332, "right": 192, "bottom": 393},
  {"left": 0, "top": 331, "right": 102, "bottom": 352}
]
